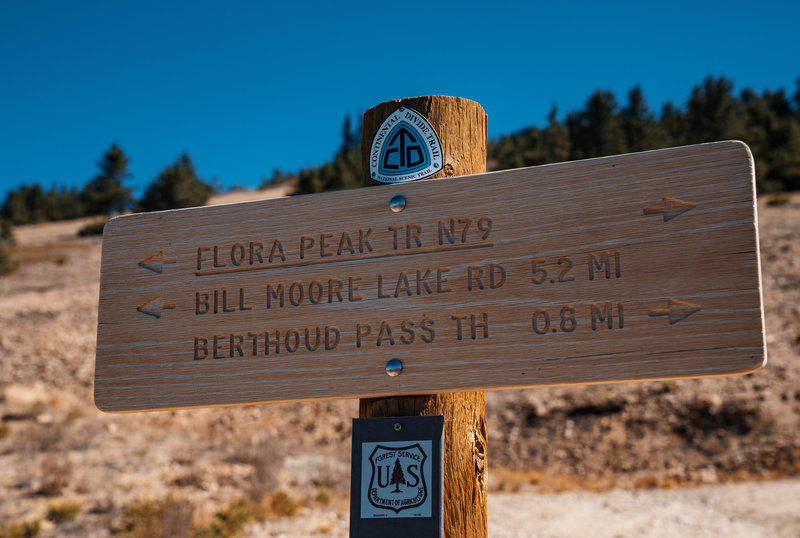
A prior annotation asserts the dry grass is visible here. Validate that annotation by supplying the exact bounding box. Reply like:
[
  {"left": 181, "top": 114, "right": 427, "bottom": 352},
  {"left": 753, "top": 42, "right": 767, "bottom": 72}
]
[
  {"left": 767, "top": 193, "right": 791, "bottom": 206},
  {"left": 195, "top": 498, "right": 255, "bottom": 538},
  {"left": 225, "top": 435, "right": 283, "bottom": 502},
  {"left": 261, "top": 490, "right": 299, "bottom": 519},
  {"left": 9, "top": 243, "right": 83, "bottom": 267},
  {"left": 37, "top": 455, "right": 72, "bottom": 497},
  {"left": 119, "top": 496, "right": 194, "bottom": 538},
  {"left": 46, "top": 500, "right": 81, "bottom": 523},
  {"left": 314, "top": 486, "right": 332, "bottom": 505},
  {"left": 12, "top": 421, "right": 74, "bottom": 496},
  {"left": 491, "top": 467, "right": 616, "bottom": 494},
  {"left": 313, "top": 522, "right": 336, "bottom": 533},
  {"left": 0, "top": 520, "right": 40, "bottom": 538},
  {"left": 491, "top": 448, "right": 800, "bottom": 496},
  {"left": 118, "top": 491, "right": 301, "bottom": 538}
]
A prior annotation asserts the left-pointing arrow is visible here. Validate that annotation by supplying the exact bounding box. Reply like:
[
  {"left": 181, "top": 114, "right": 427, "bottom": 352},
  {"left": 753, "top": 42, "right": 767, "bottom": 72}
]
[
  {"left": 137, "top": 296, "right": 177, "bottom": 319},
  {"left": 138, "top": 251, "right": 177, "bottom": 274}
]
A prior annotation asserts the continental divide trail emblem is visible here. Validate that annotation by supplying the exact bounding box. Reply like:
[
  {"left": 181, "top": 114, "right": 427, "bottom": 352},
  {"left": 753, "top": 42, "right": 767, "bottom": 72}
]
[
  {"left": 369, "top": 107, "right": 443, "bottom": 183},
  {"left": 362, "top": 441, "right": 431, "bottom": 517}
]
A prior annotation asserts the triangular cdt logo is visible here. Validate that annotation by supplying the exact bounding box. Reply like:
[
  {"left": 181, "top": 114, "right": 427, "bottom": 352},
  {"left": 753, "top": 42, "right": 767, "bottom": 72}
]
[
  {"left": 367, "top": 443, "right": 428, "bottom": 514},
  {"left": 369, "top": 107, "right": 443, "bottom": 184},
  {"left": 379, "top": 122, "right": 431, "bottom": 175}
]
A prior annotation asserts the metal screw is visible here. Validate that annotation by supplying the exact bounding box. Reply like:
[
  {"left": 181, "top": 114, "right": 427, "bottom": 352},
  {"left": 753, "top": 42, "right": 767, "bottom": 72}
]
[
  {"left": 389, "top": 195, "right": 406, "bottom": 213},
  {"left": 394, "top": 422, "right": 402, "bottom": 432},
  {"left": 385, "top": 358, "right": 403, "bottom": 376}
]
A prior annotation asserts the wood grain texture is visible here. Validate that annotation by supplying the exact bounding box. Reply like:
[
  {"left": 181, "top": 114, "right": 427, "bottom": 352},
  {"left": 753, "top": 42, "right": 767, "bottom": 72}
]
[
  {"left": 94, "top": 140, "right": 765, "bottom": 413},
  {"left": 359, "top": 96, "right": 488, "bottom": 537}
]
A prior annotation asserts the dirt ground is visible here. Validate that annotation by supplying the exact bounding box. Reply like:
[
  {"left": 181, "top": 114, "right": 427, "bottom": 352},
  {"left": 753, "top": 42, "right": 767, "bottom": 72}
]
[
  {"left": 488, "top": 479, "right": 800, "bottom": 538},
  {"left": 0, "top": 188, "right": 798, "bottom": 536}
]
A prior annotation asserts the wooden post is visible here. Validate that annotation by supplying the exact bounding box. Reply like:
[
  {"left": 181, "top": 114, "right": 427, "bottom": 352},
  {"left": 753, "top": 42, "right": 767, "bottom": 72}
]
[{"left": 359, "top": 96, "right": 488, "bottom": 537}]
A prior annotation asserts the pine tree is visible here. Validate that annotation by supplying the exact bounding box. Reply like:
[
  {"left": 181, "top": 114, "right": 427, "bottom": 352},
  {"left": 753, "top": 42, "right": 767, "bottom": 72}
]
[
  {"left": 2, "top": 188, "right": 31, "bottom": 224},
  {"left": 622, "top": 86, "right": 665, "bottom": 152},
  {"left": 0, "top": 218, "right": 15, "bottom": 275},
  {"left": 659, "top": 102, "right": 686, "bottom": 147},
  {"left": 685, "top": 76, "right": 746, "bottom": 143},
  {"left": 566, "top": 90, "right": 628, "bottom": 160},
  {"left": 83, "top": 143, "right": 133, "bottom": 215},
  {"left": 294, "top": 116, "right": 362, "bottom": 195},
  {"left": 543, "top": 105, "right": 571, "bottom": 163},
  {"left": 338, "top": 115, "right": 359, "bottom": 158},
  {"left": 139, "top": 154, "right": 212, "bottom": 212},
  {"left": 389, "top": 458, "right": 406, "bottom": 493},
  {"left": 1, "top": 219, "right": 13, "bottom": 245},
  {"left": 793, "top": 77, "right": 800, "bottom": 122}
]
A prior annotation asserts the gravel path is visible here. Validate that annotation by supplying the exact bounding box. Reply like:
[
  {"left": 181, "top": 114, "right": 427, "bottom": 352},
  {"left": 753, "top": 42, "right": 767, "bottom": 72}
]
[{"left": 488, "top": 479, "right": 800, "bottom": 537}]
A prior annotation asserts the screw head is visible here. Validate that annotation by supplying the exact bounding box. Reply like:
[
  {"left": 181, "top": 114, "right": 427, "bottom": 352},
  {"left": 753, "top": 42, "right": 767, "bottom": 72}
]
[
  {"left": 389, "top": 194, "right": 406, "bottom": 213},
  {"left": 394, "top": 422, "right": 402, "bottom": 432},
  {"left": 385, "top": 358, "right": 403, "bottom": 377}
]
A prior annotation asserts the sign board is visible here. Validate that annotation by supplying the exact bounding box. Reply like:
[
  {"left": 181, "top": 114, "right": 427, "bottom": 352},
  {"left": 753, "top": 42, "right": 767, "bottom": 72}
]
[
  {"left": 350, "top": 416, "right": 444, "bottom": 537},
  {"left": 94, "top": 141, "right": 765, "bottom": 412}
]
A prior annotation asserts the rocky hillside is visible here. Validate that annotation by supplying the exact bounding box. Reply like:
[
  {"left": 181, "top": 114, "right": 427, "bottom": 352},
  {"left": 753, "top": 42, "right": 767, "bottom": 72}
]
[{"left": 0, "top": 190, "right": 797, "bottom": 537}]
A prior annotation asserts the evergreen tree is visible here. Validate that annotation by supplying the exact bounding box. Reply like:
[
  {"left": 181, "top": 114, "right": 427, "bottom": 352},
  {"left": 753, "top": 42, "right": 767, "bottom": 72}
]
[
  {"left": 294, "top": 115, "right": 362, "bottom": 195},
  {"left": 685, "top": 76, "right": 746, "bottom": 143},
  {"left": 139, "top": 154, "right": 212, "bottom": 212},
  {"left": 56, "top": 187, "right": 86, "bottom": 220},
  {"left": 339, "top": 115, "right": 359, "bottom": 158},
  {"left": 490, "top": 77, "right": 800, "bottom": 193},
  {"left": 543, "top": 105, "right": 571, "bottom": 163},
  {"left": 487, "top": 126, "right": 548, "bottom": 170},
  {"left": 1, "top": 219, "right": 14, "bottom": 246},
  {"left": 2, "top": 187, "right": 31, "bottom": 224},
  {"left": 24, "top": 185, "right": 46, "bottom": 222},
  {"left": 566, "top": 90, "right": 628, "bottom": 160},
  {"left": 389, "top": 458, "right": 406, "bottom": 493},
  {"left": 622, "top": 86, "right": 665, "bottom": 152},
  {"left": 793, "top": 77, "right": 800, "bottom": 122},
  {"left": 83, "top": 143, "right": 133, "bottom": 215},
  {"left": 658, "top": 102, "right": 686, "bottom": 147},
  {"left": 0, "top": 218, "right": 15, "bottom": 275}
]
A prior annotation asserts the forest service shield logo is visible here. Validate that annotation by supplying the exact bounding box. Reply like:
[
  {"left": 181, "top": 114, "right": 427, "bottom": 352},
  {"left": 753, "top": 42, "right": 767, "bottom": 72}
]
[{"left": 361, "top": 441, "right": 431, "bottom": 518}]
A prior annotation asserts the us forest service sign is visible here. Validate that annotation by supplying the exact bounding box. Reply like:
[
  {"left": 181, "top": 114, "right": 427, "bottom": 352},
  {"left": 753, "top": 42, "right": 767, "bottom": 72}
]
[
  {"left": 350, "top": 416, "right": 444, "bottom": 537},
  {"left": 362, "top": 442, "right": 431, "bottom": 517},
  {"left": 94, "top": 141, "right": 765, "bottom": 412},
  {"left": 369, "top": 106, "right": 443, "bottom": 183}
]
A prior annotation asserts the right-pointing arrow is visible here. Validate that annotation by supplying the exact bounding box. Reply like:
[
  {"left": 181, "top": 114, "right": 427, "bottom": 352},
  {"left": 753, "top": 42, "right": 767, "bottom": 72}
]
[
  {"left": 137, "top": 296, "right": 177, "bottom": 319},
  {"left": 643, "top": 197, "right": 696, "bottom": 222},
  {"left": 649, "top": 298, "right": 702, "bottom": 325}
]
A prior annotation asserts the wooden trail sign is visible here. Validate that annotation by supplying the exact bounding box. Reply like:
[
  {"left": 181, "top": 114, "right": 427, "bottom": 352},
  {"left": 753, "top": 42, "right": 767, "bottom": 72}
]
[{"left": 94, "top": 140, "right": 765, "bottom": 412}]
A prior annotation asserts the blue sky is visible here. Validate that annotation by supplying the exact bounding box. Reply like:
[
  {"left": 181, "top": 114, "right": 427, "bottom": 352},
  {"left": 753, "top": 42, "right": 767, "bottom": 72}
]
[{"left": 1, "top": 0, "right": 798, "bottom": 202}]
